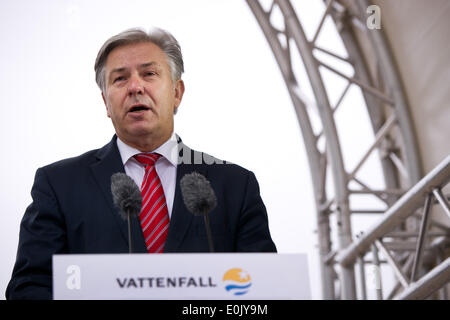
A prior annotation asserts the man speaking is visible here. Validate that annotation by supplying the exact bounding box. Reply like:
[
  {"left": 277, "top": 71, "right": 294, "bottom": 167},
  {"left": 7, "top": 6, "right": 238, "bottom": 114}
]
[{"left": 6, "top": 27, "right": 276, "bottom": 300}]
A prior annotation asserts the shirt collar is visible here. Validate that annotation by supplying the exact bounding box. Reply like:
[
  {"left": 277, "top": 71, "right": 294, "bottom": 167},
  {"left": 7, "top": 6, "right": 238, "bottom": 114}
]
[{"left": 116, "top": 132, "right": 178, "bottom": 167}]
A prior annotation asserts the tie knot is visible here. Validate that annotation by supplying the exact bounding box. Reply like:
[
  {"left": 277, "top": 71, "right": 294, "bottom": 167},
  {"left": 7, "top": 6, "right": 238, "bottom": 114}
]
[{"left": 134, "top": 153, "right": 161, "bottom": 167}]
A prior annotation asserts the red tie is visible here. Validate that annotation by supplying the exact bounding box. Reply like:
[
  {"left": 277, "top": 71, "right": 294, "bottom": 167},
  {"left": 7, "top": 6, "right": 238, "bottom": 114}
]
[{"left": 134, "top": 153, "right": 169, "bottom": 253}]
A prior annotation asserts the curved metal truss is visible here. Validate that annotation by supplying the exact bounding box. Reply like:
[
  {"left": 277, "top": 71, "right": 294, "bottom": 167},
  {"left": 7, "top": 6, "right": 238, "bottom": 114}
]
[{"left": 246, "top": 0, "right": 449, "bottom": 299}]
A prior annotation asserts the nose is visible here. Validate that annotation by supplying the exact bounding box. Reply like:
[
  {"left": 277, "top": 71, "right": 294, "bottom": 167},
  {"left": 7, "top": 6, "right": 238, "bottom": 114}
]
[{"left": 127, "top": 74, "right": 144, "bottom": 96}]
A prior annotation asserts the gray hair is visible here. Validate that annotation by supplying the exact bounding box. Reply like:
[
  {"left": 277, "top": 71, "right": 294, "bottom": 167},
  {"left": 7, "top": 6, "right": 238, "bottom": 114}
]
[{"left": 94, "top": 27, "right": 184, "bottom": 92}]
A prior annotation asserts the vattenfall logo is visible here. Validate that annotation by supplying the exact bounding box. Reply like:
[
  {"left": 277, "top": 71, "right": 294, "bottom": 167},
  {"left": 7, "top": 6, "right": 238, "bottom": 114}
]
[
  {"left": 222, "top": 268, "right": 252, "bottom": 296},
  {"left": 65, "top": 264, "right": 253, "bottom": 296}
]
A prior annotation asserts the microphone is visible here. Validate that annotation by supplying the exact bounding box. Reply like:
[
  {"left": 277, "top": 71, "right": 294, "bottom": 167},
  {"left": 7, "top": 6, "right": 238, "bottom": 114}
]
[
  {"left": 111, "top": 172, "right": 142, "bottom": 253},
  {"left": 180, "top": 172, "right": 217, "bottom": 252}
]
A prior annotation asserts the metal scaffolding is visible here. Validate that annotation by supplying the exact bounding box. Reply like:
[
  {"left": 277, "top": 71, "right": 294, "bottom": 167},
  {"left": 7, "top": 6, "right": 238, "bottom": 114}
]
[{"left": 246, "top": 0, "right": 450, "bottom": 299}]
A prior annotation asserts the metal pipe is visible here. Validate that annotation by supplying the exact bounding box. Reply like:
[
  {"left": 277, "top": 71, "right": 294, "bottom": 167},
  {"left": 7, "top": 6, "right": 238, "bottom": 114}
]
[
  {"left": 375, "top": 240, "right": 409, "bottom": 288},
  {"left": 316, "top": 58, "right": 395, "bottom": 105},
  {"left": 432, "top": 188, "right": 450, "bottom": 219},
  {"left": 357, "top": 255, "right": 367, "bottom": 299},
  {"left": 324, "top": 250, "right": 337, "bottom": 265},
  {"left": 336, "top": 155, "right": 450, "bottom": 267},
  {"left": 389, "top": 152, "right": 410, "bottom": 182},
  {"left": 410, "top": 193, "right": 433, "bottom": 282},
  {"left": 311, "top": 0, "right": 335, "bottom": 45},
  {"left": 350, "top": 177, "right": 394, "bottom": 204},
  {"left": 313, "top": 45, "right": 350, "bottom": 64},
  {"left": 383, "top": 241, "right": 431, "bottom": 251},
  {"left": 348, "top": 114, "right": 397, "bottom": 181},
  {"left": 386, "top": 253, "right": 415, "bottom": 299},
  {"left": 350, "top": 210, "right": 387, "bottom": 214},
  {"left": 371, "top": 244, "right": 383, "bottom": 299},
  {"left": 349, "top": 189, "right": 405, "bottom": 196},
  {"left": 395, "top": 258, "right": 450, "bottom": 300},
  {"left": 332, "top": 81, "right": 351, "bottom": 111},
  {"left": 385, "top": 231, "right": 450, "bottom": 238}
]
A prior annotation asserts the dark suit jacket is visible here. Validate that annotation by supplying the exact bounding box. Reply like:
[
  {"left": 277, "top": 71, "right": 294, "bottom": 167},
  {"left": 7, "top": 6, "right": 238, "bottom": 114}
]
[{"left": 6, "top": 135, "right": 276, "bottom": 300}]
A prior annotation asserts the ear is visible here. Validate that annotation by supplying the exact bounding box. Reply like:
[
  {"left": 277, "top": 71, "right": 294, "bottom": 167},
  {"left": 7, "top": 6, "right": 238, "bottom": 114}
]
[
  {"left": 102, "top": 92, "right": 111, "bottom": 118},
  {"left": 173, "top": 79, "right": 185, "bottom": 112}
]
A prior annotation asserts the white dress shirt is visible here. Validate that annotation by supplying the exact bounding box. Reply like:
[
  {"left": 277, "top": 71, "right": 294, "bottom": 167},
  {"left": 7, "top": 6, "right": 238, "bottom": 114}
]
[{"left": 116, "top": 132, "right": 178, "bottom": 218}]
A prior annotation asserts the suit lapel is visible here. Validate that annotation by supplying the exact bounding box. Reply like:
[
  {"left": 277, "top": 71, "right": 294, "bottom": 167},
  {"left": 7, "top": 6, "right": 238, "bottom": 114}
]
[
  {"left": 89, "top": 135, "right": 147, "bottom": 253},
  {"left": 164, "top": 137, "right": 208, "bottom": 252}
]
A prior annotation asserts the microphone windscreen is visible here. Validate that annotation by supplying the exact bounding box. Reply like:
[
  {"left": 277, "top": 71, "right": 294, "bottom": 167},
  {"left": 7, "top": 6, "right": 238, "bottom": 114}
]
[
  {"left": 111, "top": 172, "right": 142, "bottom": 219},
  {"left": 180, "top": 172, "right": 217, "bottom": 216}
]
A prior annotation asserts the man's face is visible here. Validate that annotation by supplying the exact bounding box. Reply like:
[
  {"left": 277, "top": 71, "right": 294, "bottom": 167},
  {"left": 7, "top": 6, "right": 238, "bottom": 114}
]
[{"left": 102, "top": 42, "right": 184, "bottom": 148}]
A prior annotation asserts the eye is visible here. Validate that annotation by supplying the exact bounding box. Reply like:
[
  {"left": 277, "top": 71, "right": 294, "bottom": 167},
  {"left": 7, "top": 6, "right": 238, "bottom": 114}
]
[
  {"left": 113, "top": 76, "right": 126, "bottom": 83},
  {"left": 144, "top": 71, "right": 157, "bottom": 77}
]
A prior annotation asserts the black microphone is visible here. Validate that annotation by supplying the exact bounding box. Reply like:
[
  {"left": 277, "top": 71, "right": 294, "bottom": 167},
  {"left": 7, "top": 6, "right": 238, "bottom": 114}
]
[
  {"left": 111, "top": 172, "right": 142, "bottom": 253},
  {"left": 180, "top": 172, "right": 217, "bottom": 252}
]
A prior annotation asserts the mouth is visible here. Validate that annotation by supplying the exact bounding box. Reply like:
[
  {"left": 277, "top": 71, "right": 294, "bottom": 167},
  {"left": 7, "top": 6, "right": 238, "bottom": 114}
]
[{"left": 128, "top": 104, "right": 150, "bottom": 113}]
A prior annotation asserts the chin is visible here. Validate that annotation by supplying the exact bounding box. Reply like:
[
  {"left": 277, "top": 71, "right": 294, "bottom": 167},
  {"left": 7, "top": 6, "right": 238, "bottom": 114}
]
[
  {"left": 126, "top": 124, "right": 160, "bottom": 137},
  {"left": 128, "top": 128, "right": 153, "bottom": 137}
]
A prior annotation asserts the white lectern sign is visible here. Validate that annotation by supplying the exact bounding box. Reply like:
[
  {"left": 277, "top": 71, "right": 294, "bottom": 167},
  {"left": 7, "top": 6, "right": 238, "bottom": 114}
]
[{"left": 53, "top": 253, "right": 310, "bottom": 300}]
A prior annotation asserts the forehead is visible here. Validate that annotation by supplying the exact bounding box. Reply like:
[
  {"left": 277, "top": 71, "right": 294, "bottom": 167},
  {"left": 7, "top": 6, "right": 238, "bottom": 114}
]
[{"left": 105, "top": 42, "right": 169, "bottom": 71}]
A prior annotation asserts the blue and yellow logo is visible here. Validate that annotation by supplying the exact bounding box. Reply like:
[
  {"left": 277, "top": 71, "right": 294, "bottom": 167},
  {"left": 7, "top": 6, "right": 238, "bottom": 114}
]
[{"left": 222, "top": 268, "right": 252, "bottom": 296}]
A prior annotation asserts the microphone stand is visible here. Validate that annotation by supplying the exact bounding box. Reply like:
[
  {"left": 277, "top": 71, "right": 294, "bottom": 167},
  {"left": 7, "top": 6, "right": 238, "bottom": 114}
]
[
  {"left": 203, "top": 213, "right": 215, "bottom": 253},
  {"left": 127, "top": 210, "right": 133, "bottom": 254}
]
